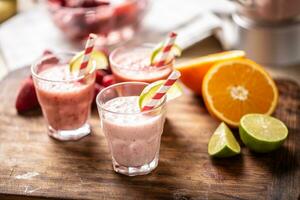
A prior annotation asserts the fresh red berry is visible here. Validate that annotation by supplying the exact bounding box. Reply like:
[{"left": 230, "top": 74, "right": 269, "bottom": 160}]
[
  {"left": 15, "top": 76, "right": 40, "bottom": 113},
  {"left": 95, "top": 70, "right": 107, "bottom": 84},
  {"left": 102, "top": 75, "right": 115, "bottom": 87}
]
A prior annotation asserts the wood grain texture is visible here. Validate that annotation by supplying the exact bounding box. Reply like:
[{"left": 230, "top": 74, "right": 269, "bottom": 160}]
[{"left": 0, "top": 67, "right": 299, "bottom": 200}]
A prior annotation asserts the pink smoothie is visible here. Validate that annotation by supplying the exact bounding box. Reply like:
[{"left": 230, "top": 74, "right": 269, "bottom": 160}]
[
  {"left": 110, "top": 47, "right": 172, "bottom": 83},
  {"left": 102, "top": 96, "right": 165, "bottom": 167},
  {"left": 35, "top": 64, "right": 95, "bottom": 130}
]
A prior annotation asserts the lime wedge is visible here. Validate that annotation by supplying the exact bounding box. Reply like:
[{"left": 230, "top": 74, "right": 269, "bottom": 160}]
[
  {"left": 239, "top": 114, "right": 288, "bottom": 153},
  {"left": 139, "top": 80, "right": 183, "bottom": 110},
  {"left": 208, "top": 122, "right": 241, "bottom": 158},
  {"left": 150, "top": 43, "right": 182, "bottom": 65},
  {"left": 69, "top": 50, "right": 108, "bottom": 74}
]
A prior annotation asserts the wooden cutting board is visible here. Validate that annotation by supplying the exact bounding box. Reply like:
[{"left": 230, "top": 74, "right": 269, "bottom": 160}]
[{"left": 0, "top": 67, "right": 299, "bottom": 200}]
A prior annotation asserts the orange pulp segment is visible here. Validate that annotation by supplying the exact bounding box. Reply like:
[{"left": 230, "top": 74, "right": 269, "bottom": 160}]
[{"left": 202, "top": 58, "right": 278, "bottom": 127}]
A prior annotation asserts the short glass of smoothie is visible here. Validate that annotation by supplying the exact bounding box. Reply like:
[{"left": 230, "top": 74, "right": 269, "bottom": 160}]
[
  {"left": 31, "top": 53, "right": 96, "bottom": 141},
  {"left": 96, "top": 82, "right": 166, "bottom": 176},
  {"left": 109, "top": 44, "right": 173, "bottom": 83}
]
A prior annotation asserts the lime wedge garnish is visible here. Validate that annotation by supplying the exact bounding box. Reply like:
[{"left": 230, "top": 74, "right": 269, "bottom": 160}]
[
  {"left": 139, "top": 80, "right": 183, "bottom": 110},
  {"left": 150, "top": 43, "right": 182, "bottom": 65},
  {"left": 239, "top": 114, "right": 288, "bottom": 153},
  {"left": 208, "top": 122, "right": 241, "bottom": 158},
  {"left": 69, "top": 50, "right": 108, "bottom": 74}
]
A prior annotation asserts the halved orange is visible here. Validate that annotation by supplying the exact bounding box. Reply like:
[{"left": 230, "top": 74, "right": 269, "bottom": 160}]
[
  {"left": 202, "top": 58, "right": 278, "bottom": 127},
  {"left": 175, "top": 50, "right": 245, "bottom": 96}
]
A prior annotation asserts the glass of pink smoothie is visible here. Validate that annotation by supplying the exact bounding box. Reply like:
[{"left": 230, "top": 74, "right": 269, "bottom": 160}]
[
  {"left": 31, "top": 53, "right": 96, "bottom": 141},
  {"left": 109, "top": 44, "right": 173, "bottom": 83},
  {"left": 96, "top": 82, "right": 166, "bottom": 176}
]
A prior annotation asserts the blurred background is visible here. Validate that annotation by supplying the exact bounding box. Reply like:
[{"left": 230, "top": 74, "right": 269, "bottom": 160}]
[{"left": 0, "top": 0, "right": 299, "bottom": 82}]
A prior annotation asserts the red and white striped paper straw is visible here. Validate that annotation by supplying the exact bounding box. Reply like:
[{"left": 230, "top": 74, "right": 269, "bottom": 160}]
[
  {"left": 79, "top": 33, "right": 98, "bottom": 74},
  {"left": 154, "top": 32, "right": 177, "bottom": 67},
  {"left": 142, "top": 70, "right": 181, "bottom": 111}
]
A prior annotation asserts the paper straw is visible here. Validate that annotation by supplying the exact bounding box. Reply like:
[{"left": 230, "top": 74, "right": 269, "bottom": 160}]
[
  {"left": 154, "top": 32, "right": 177, "bottom": 67},
  {"left": 79, "top": 33, "right": 98, "bottom": 74},
  {"left": 142, "top": 70, "right": 181, "bottom": 111}
]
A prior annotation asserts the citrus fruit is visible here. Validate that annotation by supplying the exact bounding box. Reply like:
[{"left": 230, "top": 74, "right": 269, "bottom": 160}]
[
  {"left": 139, "top": 80, "right": 183, "bottom": 110},
  {"left": 239, "top": 114, "right": 288, "bottom": 153},
  {"left": 150, "top": 44, "right": 182, "bottom": 65},
  {"left": 208, "top": 122, "right": 241, "bottom": 158},
  {"left": 202, "top": 58, "right": 278, "bottom": 127},
  {"left": 69, "top": 50, "right": 108, "bottom": 74},
  {"left": 176, "top": 50, "right": 245, "bottom": 96}
]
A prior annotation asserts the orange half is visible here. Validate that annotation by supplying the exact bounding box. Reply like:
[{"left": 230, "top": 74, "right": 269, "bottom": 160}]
[
  {"left": 202, "top": 58, "right": 278, "bottom": 127},
  {"left": 176, "top": 50, "right": 245, "bottom": 96}
]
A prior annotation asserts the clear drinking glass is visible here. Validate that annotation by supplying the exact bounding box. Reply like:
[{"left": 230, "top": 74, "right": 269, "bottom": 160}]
[
  {"left": 31, "top": 53, "right": 96, "bottom": 141},
  {"left": 109, "top": 44, "right": 173, "bottom": 83},
  {"left": 96, "top": 82, "right": 166, "bottom": 176}
]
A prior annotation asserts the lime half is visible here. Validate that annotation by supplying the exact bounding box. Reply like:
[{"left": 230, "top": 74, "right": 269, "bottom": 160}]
[
  {"left": 139, "top": 80, "right": 183, "bottom": 110},
  {"left": 239, "top": 114, "right": 288, "bottom": 153},
  {"left": 208, "top": 122, "right": 241, "bottom": 158},
  {"left": 150, "top": 43, "right": 182, "bottom": 65},
  {"left": 69, "top": 50, "right": 108, "bottom": 74}
]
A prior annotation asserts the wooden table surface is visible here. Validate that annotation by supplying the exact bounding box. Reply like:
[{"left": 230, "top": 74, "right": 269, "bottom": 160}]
[
  {"left": 0, "top": 2, "right": 299, "bottom": 198},
  {"left": 0, "top": 67, "right": 299, "bottom": 200}
]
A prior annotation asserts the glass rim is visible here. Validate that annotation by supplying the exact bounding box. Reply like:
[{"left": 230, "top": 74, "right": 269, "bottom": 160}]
[
  {"left": 109, "top": 43, "right": 173, "bottom": 72},
  {"left": 31, "top": 52, "right": 96, "bottom": 83},
  {"left": 96, "top": 81, "right": 167, "bottom": 115}
]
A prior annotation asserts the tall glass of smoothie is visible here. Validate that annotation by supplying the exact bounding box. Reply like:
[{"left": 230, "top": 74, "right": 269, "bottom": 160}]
[
  {"left": 31, "top": 53, "right": 96, "bottom": 141},
  {"left": 96, "top": 82, "right": 166, "bottom": 176},
  {"left": 109, "top": 44, "right": 173, "bottom": 83}
]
